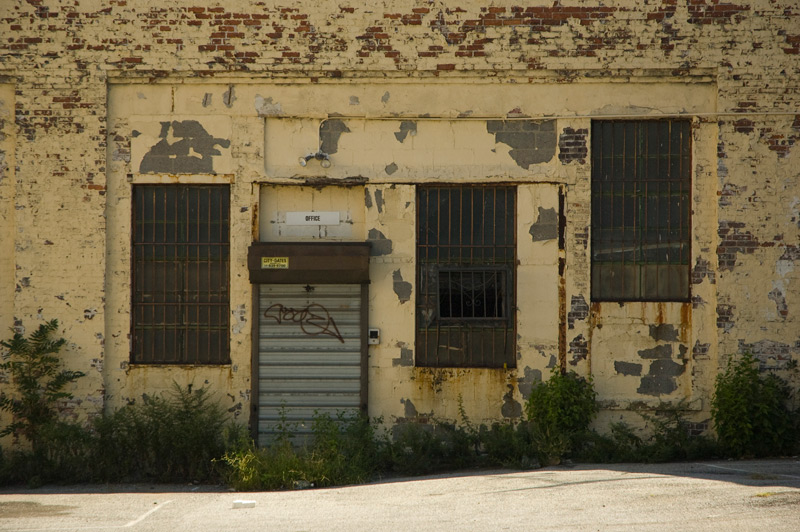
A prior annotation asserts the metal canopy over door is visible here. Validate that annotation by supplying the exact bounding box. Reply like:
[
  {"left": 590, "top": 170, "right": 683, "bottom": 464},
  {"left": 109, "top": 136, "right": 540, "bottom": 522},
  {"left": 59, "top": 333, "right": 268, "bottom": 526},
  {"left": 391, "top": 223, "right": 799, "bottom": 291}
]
[{"left": 257, "top": 283, "right": 364, "bottom": 445}]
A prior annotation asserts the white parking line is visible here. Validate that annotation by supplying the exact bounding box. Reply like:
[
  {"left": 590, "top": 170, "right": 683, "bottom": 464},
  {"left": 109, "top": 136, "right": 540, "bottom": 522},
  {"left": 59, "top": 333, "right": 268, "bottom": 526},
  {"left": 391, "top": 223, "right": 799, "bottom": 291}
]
[
  {"left": 123, "top": 500, "right": 173, "bottom": 528},
  {"left": 12, "top": 500, "right": 174, "bottom": 531}
]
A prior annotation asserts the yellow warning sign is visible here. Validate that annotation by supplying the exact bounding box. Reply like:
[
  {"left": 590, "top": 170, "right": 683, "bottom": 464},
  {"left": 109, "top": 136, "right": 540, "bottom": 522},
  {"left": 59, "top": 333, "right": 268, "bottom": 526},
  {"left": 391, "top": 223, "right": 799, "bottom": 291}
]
[{"left": 261, "top": 257, "right": 289, "bottom": 269}]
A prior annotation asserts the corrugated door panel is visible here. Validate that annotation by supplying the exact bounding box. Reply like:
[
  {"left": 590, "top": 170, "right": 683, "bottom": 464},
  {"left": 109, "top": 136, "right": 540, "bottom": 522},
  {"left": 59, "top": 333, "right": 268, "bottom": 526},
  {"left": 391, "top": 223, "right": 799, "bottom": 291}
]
[{"left": 258, "top": 284, "right": 362, "bottom": 445}]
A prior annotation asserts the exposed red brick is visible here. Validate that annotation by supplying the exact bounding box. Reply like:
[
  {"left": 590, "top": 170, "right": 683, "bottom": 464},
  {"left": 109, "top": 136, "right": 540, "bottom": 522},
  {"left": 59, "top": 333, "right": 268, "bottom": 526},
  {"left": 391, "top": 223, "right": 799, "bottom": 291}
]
[
  {"left": 717, "top": 304, "right": 735, "bottom": 332},
  {"left": 733, "top": 118, "right": 754, "bottom": 133}
]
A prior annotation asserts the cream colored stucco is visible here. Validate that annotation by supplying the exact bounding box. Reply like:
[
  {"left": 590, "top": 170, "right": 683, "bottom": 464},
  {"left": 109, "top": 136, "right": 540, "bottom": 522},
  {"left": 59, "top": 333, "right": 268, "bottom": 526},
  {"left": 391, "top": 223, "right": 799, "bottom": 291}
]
[{"left": 104, "top": 86, "right": 254, "bottom": 419}]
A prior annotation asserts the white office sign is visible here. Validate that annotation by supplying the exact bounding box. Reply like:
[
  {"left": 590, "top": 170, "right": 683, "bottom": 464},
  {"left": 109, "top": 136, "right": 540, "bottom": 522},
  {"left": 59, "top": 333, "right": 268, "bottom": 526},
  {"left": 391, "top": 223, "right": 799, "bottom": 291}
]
[{"left": 285, "top": 211, "right": 341, "bottom": 225}]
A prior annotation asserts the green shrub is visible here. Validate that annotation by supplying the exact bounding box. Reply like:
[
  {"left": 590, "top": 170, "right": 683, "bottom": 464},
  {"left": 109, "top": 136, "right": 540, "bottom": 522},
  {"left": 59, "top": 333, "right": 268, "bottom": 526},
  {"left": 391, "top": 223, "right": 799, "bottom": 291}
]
[
  {"left": 712, "top": 353, "right": 795, "bottom": 457},
  {"left": 576, "top": 422, "right": 643, "bottom": 463},
  {"left": 478, "top": 421, "right": 538, "bottom": 468},
  {"left": 0, "top": 320, "right": 93, "bottom": 486},
  {"left": 92, "top": 383, "right": 231, "bottom": 482},
  {"left": 526, "top": 368, "right": 598, "bottom": 436},
  {"left": 0, "top": 420, "right": 103, "bottom": 486},
  {"left": 479, "top": 421, "right": 518, "bottom": 465},
  {"left": 222, "top": 440, "right": 310, "bottom": 491},
  {"left": 381, "top": 422, "right": 445, "bottom": 475},
  {"left": 221, "top": 411, "right": 382, "bottom": 490},
  {"left": 309, "top": 411, "right": 381, "bottom": 486},
  {"left": 577, "top": 412, "right": 720, "bottom": 465},
  {"left": 638, "top": 406, "right": 719, "bottom": 462},
  {"left": 0, "top": 320, "right": 85, "bottom": 453},
  {"left": 524, "top": 368, "right": 598, "bottom": 464}
]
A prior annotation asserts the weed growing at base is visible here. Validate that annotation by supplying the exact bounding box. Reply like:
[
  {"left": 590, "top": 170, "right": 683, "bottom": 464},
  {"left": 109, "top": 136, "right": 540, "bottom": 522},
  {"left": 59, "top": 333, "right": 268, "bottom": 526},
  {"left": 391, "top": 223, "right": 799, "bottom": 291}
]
[
  {"left": 2, "top": 323, "right": 798, "bottom": 489},
  {"left": 712, "top": 353, "right": 799, "bottom": 457},
  {"left": 221, "top": 410, "right": 379, "bottom": 490},
  {"left": 0, "top": 320, "right": 84, "bottom": 453}
]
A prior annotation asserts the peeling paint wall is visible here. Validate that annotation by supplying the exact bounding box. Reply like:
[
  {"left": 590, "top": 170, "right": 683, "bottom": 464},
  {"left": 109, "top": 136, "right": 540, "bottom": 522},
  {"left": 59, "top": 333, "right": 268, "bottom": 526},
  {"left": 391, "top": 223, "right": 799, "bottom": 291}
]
[
  {"left": 105, "top": 83, "right": 254, "bottom": 416},
  {"left": 585, "top": 122, "right": 720, "bottom": 419},
  {"left": 717, "top": 114, "right": 800, "bottom": 373},
  {"left": 0, "top": 84, "right": 14, "bottom": 337},
  {"left": 1, "top": 1, "right": 798, "bottom": 439},
  {"left": 133, "top": 118, "right": 232, "bottom": 175}
]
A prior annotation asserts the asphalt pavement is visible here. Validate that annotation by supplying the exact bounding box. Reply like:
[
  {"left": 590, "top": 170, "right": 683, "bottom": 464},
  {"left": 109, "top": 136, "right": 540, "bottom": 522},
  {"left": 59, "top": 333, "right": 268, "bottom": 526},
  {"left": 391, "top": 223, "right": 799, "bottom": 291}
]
[{"left": 1, "top": 459, "right": 799, "bottom": 531}]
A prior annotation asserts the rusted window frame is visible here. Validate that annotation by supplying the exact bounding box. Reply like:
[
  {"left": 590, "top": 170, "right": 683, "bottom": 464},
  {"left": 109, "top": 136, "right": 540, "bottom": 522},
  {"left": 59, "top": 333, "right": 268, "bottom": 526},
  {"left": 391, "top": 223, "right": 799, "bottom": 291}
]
[
  {"left": 590, "top": 120, "right": 692, "bottom": 302},
  {"left": 416, "top": 185, "right": 516, "bottom": 368},
  {"left": 131, "top": 185, "right": 231, "bottom": 365}
]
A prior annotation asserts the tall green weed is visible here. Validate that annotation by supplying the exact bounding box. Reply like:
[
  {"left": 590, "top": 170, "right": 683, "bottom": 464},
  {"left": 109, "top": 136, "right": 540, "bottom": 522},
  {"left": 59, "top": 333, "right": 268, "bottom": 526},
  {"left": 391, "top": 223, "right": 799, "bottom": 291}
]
[
  {"left": 0, "top": 320, "right": 84, "bottom": 452},
  {"left": 525, "top": 368, "right": 598, "bottom": 465},
  {"left": 220, "top": 411, "right": 380, "bottom": 491},
  {"left": 93, "top": 383, "right": 231, "bottom": 482},
  {"left": 712, "top": 353, "right": 797, "bottom": 457}
]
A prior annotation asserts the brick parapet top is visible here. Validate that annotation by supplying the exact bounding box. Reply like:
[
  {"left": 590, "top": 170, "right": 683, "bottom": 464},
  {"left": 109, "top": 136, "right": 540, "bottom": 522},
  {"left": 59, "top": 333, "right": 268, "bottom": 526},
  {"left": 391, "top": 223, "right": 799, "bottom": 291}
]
[{"left": 0, "top": 2, "right": 797, "bottom": 110}]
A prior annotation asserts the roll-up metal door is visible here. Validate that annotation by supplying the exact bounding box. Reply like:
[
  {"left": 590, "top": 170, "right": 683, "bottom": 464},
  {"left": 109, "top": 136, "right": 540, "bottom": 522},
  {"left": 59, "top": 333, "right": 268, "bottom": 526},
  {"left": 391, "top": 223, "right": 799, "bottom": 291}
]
[{"left": 257, "top": 283, "right": 363, "bottom": 445}]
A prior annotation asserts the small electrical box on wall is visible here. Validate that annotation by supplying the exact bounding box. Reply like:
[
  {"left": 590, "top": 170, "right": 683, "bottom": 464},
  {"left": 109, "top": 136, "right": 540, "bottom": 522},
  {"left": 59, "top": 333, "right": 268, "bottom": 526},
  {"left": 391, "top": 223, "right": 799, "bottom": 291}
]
[{"left": 368, "top": 329, "right": 380, "bottom": 345}]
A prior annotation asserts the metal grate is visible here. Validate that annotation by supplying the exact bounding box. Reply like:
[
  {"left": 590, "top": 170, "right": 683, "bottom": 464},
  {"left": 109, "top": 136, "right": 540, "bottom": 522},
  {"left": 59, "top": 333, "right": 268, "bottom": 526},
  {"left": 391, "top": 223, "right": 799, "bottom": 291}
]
[
  {"left": 591, "top": 120, "right": 692, "bottom": 301},
  {"left": 257, "top": 284, "right": 362, "bottom": 446},
  {"left": 438, "top": 269, "right": 507, "bottom": 319},
  {"left": 132, "top": 185, "right": 230, "bottom": 364},
  {"left": 416, "top": 186, "right": 515, "bottom": 368}
]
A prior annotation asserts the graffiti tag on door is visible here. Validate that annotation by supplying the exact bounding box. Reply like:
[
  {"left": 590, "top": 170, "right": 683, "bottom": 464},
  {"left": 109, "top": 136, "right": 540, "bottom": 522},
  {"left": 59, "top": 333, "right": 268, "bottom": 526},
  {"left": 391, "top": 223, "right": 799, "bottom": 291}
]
[{"left": 263, "top": 303, "right": 345, "bottom": 343}]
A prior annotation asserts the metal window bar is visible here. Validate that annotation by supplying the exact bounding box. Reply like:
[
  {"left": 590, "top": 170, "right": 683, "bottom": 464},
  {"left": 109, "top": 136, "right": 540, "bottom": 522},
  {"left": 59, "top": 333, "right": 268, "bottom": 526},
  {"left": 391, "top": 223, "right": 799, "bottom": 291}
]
[
  {"left": 416, "top": 186, "right": 516, "bottom": 368},
  {"left": 438, "top": 268, "right": 507, "bottom": 320},
  {"left": 132, "top": 185, "right": 231, "bottom": 364},
  {"left": 591, "top": 120, "right": 691, "bottom": 301}
]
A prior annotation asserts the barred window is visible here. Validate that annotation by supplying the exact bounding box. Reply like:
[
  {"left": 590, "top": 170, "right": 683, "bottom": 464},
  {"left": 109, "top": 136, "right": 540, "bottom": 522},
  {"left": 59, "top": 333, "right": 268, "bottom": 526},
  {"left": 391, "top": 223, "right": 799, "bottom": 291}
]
[
  {"left": 438, "top": 269, "right": 507, "bottom": 319},
  {"left": 132, "top": 185, "right": 230, "bottom": 364},
  {"left": 416, "top": 186, "right": 515, "bottom": 368},
  {"left": 591, "top": 120, "right": 691, "bottom": 301}
]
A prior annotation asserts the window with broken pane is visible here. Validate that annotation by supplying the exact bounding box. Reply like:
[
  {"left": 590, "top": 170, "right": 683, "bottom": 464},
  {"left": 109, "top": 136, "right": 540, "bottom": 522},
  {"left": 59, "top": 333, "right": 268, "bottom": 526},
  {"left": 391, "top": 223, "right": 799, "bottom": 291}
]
[
  {"left": 591, "top": 120, "right": 692, "bottom": 301},
  {"left": 131, "top": 185, "right": 230, "bottom": 364},
  {"left": 416, "top": 186, "right": 516, "bottom": 368}
]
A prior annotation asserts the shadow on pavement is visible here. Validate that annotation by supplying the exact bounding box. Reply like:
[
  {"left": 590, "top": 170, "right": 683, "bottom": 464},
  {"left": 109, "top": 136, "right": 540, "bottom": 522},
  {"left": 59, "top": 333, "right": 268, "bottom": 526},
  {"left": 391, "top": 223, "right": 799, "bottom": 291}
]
[{"left": 1, "top": 458, "right": 798, "bottom": 495}]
